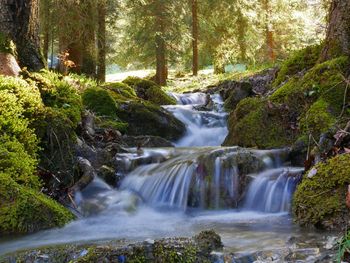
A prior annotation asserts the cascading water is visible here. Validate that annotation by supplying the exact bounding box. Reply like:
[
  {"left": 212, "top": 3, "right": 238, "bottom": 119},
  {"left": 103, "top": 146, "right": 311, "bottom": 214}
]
[
  {"left": 1, "top": 91, "right": 320, "bottom": 259},
  {"left": 164, "top": 93, "right": 228, "bottom": 147}
]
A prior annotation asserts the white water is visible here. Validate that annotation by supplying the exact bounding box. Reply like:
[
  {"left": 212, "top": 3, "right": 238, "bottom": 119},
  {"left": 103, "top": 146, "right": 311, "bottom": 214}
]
[
  {"left": 165, "top": 93, "right": 228, "bottom": 147},
  {"left": 1, "top": 92, "right": 328, "bottom": 260}
]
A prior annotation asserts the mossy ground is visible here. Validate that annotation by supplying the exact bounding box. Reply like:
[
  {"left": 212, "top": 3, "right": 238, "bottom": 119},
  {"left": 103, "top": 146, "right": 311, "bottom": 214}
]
[{"left": 293, "top": 154, "right": 350, "bottom": 229}]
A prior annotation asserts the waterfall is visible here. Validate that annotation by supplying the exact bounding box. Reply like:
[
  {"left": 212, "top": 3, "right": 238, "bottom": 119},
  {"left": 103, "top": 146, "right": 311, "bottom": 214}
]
[
  {"left": 164, "top": 93, "right": 228, "bottom": 147},
  {"left": 243, "top": 167, "right": 303, "bottom": 213}
]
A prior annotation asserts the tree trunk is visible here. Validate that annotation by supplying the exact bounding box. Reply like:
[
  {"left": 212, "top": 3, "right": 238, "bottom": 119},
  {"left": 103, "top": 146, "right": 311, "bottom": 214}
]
[
  {"left": 262, "top": 0, "right": 275, "bottom": 62},
  {"left": 0, "top": 0, "right": 45, "bottom": 71},
  {"left": 155, "top": 5, "right": 167, "bottom": 86},
  {"left": 97, "top": 0, "right": 107, "bottom": 82},
  {"left": 320, "top": 0, "right": 350, "bottom": 62},
  {"left": 236, "top": 9, "right": 248, "bottom": 62},
  {"left": 192, "top": 0, "right": 199, "bottom": 76},
  {"left": 81, "top": 0, "right": 96, "bottom": 78}
]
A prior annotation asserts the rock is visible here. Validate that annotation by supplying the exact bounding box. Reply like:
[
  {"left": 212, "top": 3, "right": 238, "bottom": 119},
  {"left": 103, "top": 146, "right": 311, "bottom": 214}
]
[
  {"left": 116, "top": 101, "right": 185, "bottom": 141},
  {"left": 71, "top": 157, "right": 96, "bottom": 192},
  {"left": 194, "top": 230, "right": 223, "bottom": 256},
  {"left": 6, "top": 231, "right": 223, "bottom": 262},
  {"left": 0, "top": 53, "right": 21, "bottom": 77},
  {"left": 223, "top": 81, "right": 254, "bottom": 111},
  {"left": 97, "top": 165, "right": 116, "bottom": 186}
]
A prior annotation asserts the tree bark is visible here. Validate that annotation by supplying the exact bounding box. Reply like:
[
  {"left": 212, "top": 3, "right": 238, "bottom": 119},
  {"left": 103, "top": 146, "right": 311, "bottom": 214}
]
[
  {"left": 155, "top": 4, "right": 167, "bottom": 86},
  {"left": 97, "top": 0, "right": 107, "bottom": 82},
  {"left": 0, "top": 0, "right": 45, "bottom": 71},
  {"left": 236, "top": 9, "right": 248, "bottom": 62},
  {"left": 320, "top": 0, "right": 350, "bottom": 62},
  {"left": 81, "top": 0, "right": 96, "bottom": 78},
  {"left": 262, "top": 0, "right": 275, "bottom": 62},
  {"left": 192, "top": 0, "right": 199, "bottom": 76}
]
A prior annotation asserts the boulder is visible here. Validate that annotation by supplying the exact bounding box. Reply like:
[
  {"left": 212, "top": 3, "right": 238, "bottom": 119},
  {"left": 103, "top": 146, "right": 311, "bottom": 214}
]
[{"left": 117, "top": 101, "right": 185, "bottom": 141}]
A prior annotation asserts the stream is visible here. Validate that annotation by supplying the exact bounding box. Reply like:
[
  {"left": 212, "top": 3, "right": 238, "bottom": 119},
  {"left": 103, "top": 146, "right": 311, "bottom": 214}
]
[{"left": 0, "top": 93, "right": 336, "bottom": 261}]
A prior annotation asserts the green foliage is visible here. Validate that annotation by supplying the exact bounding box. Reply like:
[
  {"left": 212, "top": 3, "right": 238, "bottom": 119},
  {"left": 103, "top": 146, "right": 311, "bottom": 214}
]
[
  {"left": 273, "top": 44, "right": 323, "bottom": 87},
  {"left": 82, "top": 87, "right": 118, "bottom": 118},
  {"left": 0, "top": 173, "right": 74, "bottom": 235},
  {"left": 293, "top": 154, "right": 350, "bottom": 228},
  {"left": 338, "top": 230, "right": 350, "bottom": 262}
]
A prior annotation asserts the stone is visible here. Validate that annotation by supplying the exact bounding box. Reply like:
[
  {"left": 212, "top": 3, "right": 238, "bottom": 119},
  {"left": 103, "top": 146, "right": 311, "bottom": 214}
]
[{"left": 0, "top": 53, "right": 21, "bottom": 77}]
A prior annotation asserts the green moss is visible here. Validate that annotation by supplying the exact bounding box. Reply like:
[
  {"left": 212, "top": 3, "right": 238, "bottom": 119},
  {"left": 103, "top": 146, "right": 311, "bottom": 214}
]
[
  {"left": 293, "top": 154, "right": 350, "bottom": 228},
  {"left": 0, "top": 173, "right": 74, "bottom": 235},
  {"left": 273, "top": 44, "right": 322, "bottom": 87},
  {"left": 82, "top": 87, "right": 118, "bottom": 118},
  {"left": 145, "top": 86, "right": 176, "bottom": 105},
  {"left": 0, "top": 32, "right": 16, "bottom": 55},
  {"left": 0, "top": 136, "right": 39, "bottom": 189},
  {"left": 29, "top": 70, "right": 82, "bottom": 127},
  {"left": 224, "top": 97, "right": 292, "bottom": 148},
  {"left": 104, "top": 82, "right": 137, "bottom": 99},
  {"left": 123, "top": 76, "right": 176, "bottom": 105},
  {"left": 300, "top": 99, "right": 337, "bottom": 139}
]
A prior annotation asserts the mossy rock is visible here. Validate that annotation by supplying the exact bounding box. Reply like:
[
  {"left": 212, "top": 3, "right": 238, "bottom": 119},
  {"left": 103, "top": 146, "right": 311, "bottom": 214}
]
[
  {"left": 0, "top": 173, "right": 74, "bottom": 235},
  {"left": 224, "top": 56, "right": 349, "bottom": 149},
  {"left": 123, "top": 76, "right": 176, "bottom": 105},
  {"left": 103, "top": 82, "right": 137, "bottom": 100},
  {"left": 273, "top": 44, "right": 323, "bottom": 87},
  {"left": 223, "top": 97, "right": 293, "bottom": 148},
  {"left": 293, "top": 154, "right": 350, "bottom": 230},
  {"left": 116, "top": 101, "right": 185, "bottom": 140},
  {"left": 82, "top": 87, "right": 118, "bottom": 118},
  {"left": 299, "top": 99, "right": 337, "bottom": 139}
]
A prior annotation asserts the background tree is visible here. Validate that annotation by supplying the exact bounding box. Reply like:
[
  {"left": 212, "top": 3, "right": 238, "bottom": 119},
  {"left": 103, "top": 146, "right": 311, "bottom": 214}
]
[
  {"left": 192, "top": 0, "right": 199, "bottom": 76},
  {"left": 0, "top": 0, "right": 45, "bottom": 70},
  {"left": 320, "top": 0, "right": 350, "bottom": 61}
]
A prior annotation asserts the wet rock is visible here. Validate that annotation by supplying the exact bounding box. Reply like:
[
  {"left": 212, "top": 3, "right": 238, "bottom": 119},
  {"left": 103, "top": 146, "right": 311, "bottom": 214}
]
[
  {"left": 5, "top": 231, "right": 223, "bottom": 262},
  {"left": 116, "top": 101, "right": 186, "bottom": 141},
  {"left": 97, "top": 165, "right": 117, "bottom": 186}
]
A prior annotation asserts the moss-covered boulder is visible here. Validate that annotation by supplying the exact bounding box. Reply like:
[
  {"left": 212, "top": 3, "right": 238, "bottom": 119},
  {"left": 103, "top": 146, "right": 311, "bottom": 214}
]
[
  {"left": 223, "top": 97, "right": 293, "bottom": 148},
  {"left": 293, "top": 154, "right": 350, "bottom": 230},
  {"left": 123, "top": 77, "right": 176, "bottom": 105},
  {"left": 224, "top": 55, "right": 350, "bottom": 149},
  {"left": 82, "top": 87, "right": 118, "bottom": 118},
  {"left": 103, "top": 82, "right": 138, "bottom": 102},
  {"left": 117, "top": 101, "right": 185, "bottom": 140},
  {"left": 0, "top": 173, "right": 74, "bottom": 235}
]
